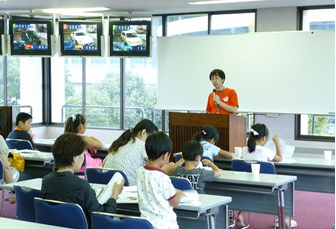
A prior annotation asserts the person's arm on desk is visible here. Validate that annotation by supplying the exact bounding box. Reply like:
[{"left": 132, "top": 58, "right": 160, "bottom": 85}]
[
  {"left": 202, "top": 159, "right": 221, "bottom": 177},
  {"left": 271, "top": 135, "right": 283, "bottom": 162},
  {"left": 169, "top": 189, "right": 186, "bottom": 207},
  {"left": 216, "top": 149, "right": 233, "bottom": 159},
  {"left": 83, "top": 136, "right": 103, "bottom": 153}
]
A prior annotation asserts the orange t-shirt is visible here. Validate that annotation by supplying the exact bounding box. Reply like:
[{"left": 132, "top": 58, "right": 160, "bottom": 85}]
[{"left": 206, "top": 88, "right": 239, "bottom": 114}]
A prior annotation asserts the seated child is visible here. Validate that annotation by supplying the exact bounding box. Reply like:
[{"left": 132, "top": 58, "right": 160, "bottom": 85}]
[
  {"left": 136, "top": 131, "right": 185, "bottom": 229},
  {"left": 171, "top": 140, "right": 221, "bottom": 194},
  {"left": 7, "top": 112, "right": 35, "bottom": 149},
  {"left": 193, "top": 125, "right": 233, "bottom": 159},
  {"left": 64, "top": 114, "right": 102, "bottom": 172}
]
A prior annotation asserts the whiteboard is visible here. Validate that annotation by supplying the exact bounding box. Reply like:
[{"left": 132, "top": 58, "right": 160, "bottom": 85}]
[{"left": 157, "top": 31, "right": 335, "bottom": 114}]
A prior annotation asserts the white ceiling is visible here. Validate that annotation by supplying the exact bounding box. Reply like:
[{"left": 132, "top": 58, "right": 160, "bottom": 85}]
[{"left": 0, "top": 0, "right": 334, "bottom": 15}]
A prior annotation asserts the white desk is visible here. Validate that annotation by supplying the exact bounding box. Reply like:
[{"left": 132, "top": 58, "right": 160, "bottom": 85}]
[
  {"left": 205, "top": 170, "right": 297, "bottom": 229},
  {"left": 1, "top": 178, "right": 42, "bottom": 191},
  {"left": 18, "top": 150, "right": 54, "bottom": 165},
  {"left": 214, "top": 156, "right": 335, "bottom": 193},
  {"left": 2, "top": 179, "right": 231, "bottom": 229},
  {"left": 0, "top": 217, "right": 71, "bottom": 229}
]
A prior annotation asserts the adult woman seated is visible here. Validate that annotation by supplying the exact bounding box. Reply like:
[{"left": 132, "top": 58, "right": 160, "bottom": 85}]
[
  {"left": 103, "top": 119, "right": 158, "bottom": 186},
  {"left": 41, "top": 133, "right": 124, "bottom": 226}
]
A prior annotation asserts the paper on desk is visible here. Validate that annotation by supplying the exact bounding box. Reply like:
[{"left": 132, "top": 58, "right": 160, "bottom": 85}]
[{"left": 264, "top": 138, "right": 295, "bottom": 158}]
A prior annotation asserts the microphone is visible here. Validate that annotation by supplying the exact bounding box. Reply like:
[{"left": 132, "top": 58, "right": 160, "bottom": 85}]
[
  {"left": 213, "top": 89, "right": 217, "bottom": 104},
  {"left": 213, "top": 89, "right": 216, "bottom": 95}
]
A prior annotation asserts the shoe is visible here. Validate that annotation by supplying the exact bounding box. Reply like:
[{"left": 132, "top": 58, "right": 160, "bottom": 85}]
[
  {"left": 229, "top": 210, "right": 234, "bottom": 222},
  {"left": 274, "top": 219, "right": 297, "bottom": 228}
]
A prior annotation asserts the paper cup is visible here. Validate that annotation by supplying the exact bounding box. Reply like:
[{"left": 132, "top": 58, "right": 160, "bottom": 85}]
[
  {"left": 324, "top": 151, "right": 332, "bottom": 163},
  {"left": 251, "top": 163, "right": 260, "bottom": 177},
  {"left": 235, "top": 147, "right": 242, "bottom": 159}
]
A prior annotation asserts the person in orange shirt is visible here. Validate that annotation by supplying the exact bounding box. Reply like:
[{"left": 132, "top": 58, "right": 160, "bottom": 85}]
[{"left": 206, "top": 69, "right": 239, "bottom": 114}]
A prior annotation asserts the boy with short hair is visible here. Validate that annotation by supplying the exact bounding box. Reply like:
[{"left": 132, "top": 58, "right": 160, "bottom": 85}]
[
  {"left": 136, "top": 131, "right": 185, "bottom": 229},
  {"left": 171, "top": 140, "right": 221, "bottom": 194},
  {"left": 7, "top": 112, "right": 35, "bottom": 148}
]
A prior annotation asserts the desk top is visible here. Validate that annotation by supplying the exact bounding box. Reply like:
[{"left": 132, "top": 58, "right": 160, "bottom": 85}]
[
  {"left": 18, "top": 150, "right": 54, "bottom": 162},
  {"left": 275, "top": 157, "right": 335, "bottom": 168},
  {"left": 1, "top": 178, "right": 42, "bottom": 191},
  {"left": 35, "top": 139, "right": 111, "bottom": 151},
  {"left": 215, "top": 170, "right": 297, "bottom": 187},
  {"left": 0, "top": 217, "right": 71, "bottom": 229}
]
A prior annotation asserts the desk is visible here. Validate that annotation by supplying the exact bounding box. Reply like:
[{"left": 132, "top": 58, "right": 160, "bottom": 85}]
[
  {"left": 0, "top": 217, "right": 71, "bottom": 229},
  {"left": 205, "top": 170, "right": 296, "bottom": 229},
  {"left": 117, "top": 194, "right": 231, "bottom": 229},
  {"left": 19, "top": 150, "right": 54, "bottom": 167},
  {"left": 214, "top": 156, "right": 335, "bottom": 193},
  {"left": 2, "top": 179, "right": 231, "bottom": 229},
  {"left": 34, "top": 138, "right": 110, "bottom": 160}
]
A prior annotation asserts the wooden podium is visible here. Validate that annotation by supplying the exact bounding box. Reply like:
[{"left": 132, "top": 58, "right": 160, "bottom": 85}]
[{"left": 169, "top": 112, "right": 246, "bottom": 154}]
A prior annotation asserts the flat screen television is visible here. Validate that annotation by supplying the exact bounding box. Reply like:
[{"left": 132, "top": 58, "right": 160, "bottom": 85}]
[
  {"left": 109, "top": 20, "right": 151, "bottom": 58},
  {"left": 8, "top": 18, "right": 53, "bottom": 56},
  {"left": 58, "top": 20, "right": 103, "bottom": 56}
]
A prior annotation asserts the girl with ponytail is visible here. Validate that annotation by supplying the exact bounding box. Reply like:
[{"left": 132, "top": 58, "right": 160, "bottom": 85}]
[{"left": 193, "top": 125, "right": 233, "bottom": 160}]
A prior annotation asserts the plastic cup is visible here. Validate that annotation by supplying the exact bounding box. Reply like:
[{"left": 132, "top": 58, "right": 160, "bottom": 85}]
[
  {"left": 324, "top": 151, "right": 332, "bottom": 163},
  {"left": 235, "top": 147, "right": 242, "bottom": 159},
  {"left": 251, "top": 163, "right": 260, "bottom": 177}
]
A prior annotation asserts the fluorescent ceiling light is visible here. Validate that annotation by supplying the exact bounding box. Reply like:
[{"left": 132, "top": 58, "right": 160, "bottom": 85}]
[
  {"left": 188, "top": 0, "right": 264, "bottom": 5},
  {"left": 39, "top": 7, "right": 110, "bottom": 14}
]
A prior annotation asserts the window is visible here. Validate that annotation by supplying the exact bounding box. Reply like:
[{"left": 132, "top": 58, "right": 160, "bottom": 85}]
[
  {"left": 166, "top": 14, "right": 208, "bottom": 36},
  {"left": 296, "top": 6, "right": 335, "bottom": 141},
  {"left": 301, "top": 8, "right": 335, "bottom": 31},
  {"left": 7, "top": 56, "right": 42, "bottom": 122},
  {"left": 210, "top": 12, "right": 255, "bottom": 35},
  {"left": 295, "top": 114, "right": 335, "bottom": 141}
]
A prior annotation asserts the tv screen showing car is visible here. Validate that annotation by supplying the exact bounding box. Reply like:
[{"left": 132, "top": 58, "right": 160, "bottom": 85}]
[
  {"left": 59, "top": 20, "right": 103, "bottom": 56},
  {"left": 109, "top": 20, "right": 151, "bottom": 57},
  {"left": 9, "top": 19, "right": 53, "bottom": 56}
]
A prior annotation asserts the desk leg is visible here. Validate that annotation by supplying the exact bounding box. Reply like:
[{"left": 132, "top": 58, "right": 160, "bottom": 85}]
[{"left": 277, "top": 189, "right": 286, "bottom": 229}]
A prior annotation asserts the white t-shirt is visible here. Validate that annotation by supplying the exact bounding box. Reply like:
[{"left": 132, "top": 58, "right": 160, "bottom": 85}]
[
  {"left": 200, "top": 141, "right": 220, "bottom": 159},
  {"left": 241, "top": 145, "right": 276, "bottom": 162},
  {"left": 136, "top": 165, "right": 178, "bottom": 229},
  {"left": 103, "top": 137, "right": 147, "bottom": 186},
  {"left": 0, "top": 136, "right": 19, "bottom": 183}
]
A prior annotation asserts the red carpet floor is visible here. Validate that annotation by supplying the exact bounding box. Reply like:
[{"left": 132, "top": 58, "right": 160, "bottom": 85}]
[{"left": 1, "top": 190, "right": 335, "bottom": 228}]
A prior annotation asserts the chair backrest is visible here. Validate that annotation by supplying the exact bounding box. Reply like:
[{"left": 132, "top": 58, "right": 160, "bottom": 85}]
[
  {"left": 74, "top": 153, "right": 87, "bottom": 180},
  {"left": 170, "top": 176, "right": 192, "bottom": 190},
  {"left": 5, "top": 139, "right": 33, "bottom": 150},
  {"left": 87, "top": 168, "right": 129, "bottom": 186},
  {"left": 0, "top": 158, "right": 4, "bottom": 181},
  {"left": 34, "top": 197, "right": 88, "bottom": 229},
  {"left": 14, "top": 185, "right": 42, "bottom": 222},
  {"left": 92, "top": 212, "right": 153, "bottom": 229},
  {"left": 231, "top": 159, "right": 276, "bottom": 174}
]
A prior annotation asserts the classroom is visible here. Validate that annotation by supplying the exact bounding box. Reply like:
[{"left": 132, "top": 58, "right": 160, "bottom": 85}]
[{"left": 0, "top": 0, "right": 334, "bottom": 228}]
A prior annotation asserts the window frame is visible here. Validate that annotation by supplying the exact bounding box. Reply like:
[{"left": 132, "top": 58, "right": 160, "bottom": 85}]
[{"left": 294, "top": 114, "right": 335, "bottom": 142}]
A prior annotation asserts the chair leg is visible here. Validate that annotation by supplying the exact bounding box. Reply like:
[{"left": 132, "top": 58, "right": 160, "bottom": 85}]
[{"left": 0, "top": 190, "right": 4, "bottom": 216}]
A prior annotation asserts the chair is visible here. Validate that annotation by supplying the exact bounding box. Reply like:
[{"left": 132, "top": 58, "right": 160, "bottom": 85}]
[
  {"left": 0, "top": 158, "right": 4, "bottom": 216},
  {"left": 170, "top": 176, "right": 192, "bottom": 190},
  {"left": 74, "top": 153, "right": 87, "bottom": 180},
  {"left": 91, "top": 212, "right": 153, "bottom": 229},
  {"left": 34, "top": 197, "right": 88, "bottom": 229},
  {"left": 231, "top": 159, "right": 276, "bottom": 229},
  {"left": 14, "top": 185, "right": 41, "bottom": 222},
  {"left": 87, "top": 167, "right": 129, "bottom": 186},
  {"left": 5, "top": 139, "right": 33, "bottom": 150},
  {"left": 231, "top": 159, "right": 276, "bottom": 174}
]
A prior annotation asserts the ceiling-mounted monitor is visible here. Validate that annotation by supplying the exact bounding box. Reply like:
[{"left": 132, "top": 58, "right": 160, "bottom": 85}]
[
  {"left": 8, "top": 18, "right": 54, "bottom": 56},
  {"left": 58, "top": 20, "right": 103, "bottom": 57},
  {"left": 108, "top": 20, "right": 151, "bottom": 58}
]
